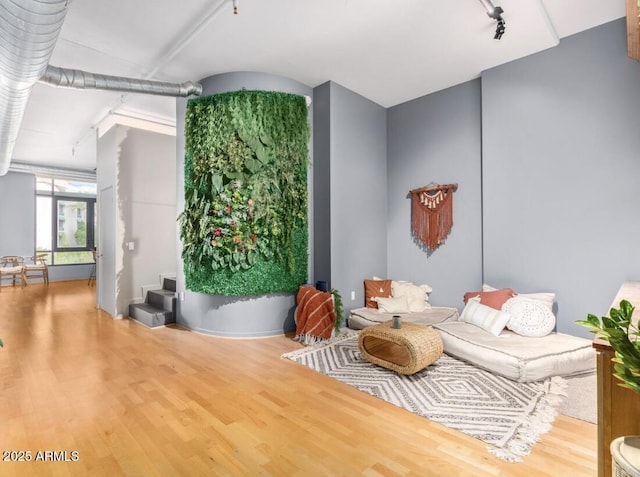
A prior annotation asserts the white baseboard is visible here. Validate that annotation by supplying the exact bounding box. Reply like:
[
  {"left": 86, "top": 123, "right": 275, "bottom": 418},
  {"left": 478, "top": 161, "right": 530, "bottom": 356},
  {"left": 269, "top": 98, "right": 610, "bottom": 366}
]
[
  {"left": 159, "top": 272, "right": 176, "bottom": 282},
  {"left": 129, "top": 296, "right": 145, "bottom": 305},
  {"left": 141, "top": 283, "right": 162, "bottom": 300}
]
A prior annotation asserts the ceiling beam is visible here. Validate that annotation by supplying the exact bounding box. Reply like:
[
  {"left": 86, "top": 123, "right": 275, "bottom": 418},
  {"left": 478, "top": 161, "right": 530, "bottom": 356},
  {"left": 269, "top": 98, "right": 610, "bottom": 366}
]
[{"left": 627, "top": 0, "right": 640, "bottom": 61}]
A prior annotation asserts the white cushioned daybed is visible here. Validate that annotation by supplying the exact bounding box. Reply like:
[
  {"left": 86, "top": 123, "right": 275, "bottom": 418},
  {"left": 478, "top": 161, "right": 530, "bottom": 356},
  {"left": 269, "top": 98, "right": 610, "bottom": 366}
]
[
  {"left": 348, "top": 277, "right": 459, "bottom": 330},
  {"left": 436, "top": 284, "right": 596, "bottom": 382},
  {"left": 351, "top": 279, "right": 596, "bottom": 383},
  {"left": 432, "top": 321, "right": 595, "bottom": 382}
]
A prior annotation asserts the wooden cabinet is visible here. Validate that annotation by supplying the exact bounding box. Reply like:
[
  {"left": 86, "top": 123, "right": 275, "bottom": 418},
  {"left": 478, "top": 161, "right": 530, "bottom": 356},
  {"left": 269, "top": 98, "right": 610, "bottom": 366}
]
[{"left": 594, "top": 282, "right": 640, "bottom": 477}]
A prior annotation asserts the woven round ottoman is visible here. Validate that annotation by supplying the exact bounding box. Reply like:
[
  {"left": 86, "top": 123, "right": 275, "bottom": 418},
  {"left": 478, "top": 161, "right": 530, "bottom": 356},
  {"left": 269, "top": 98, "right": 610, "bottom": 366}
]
[{"left": 358, "top": 321, "right": 443, "bottom": 375}]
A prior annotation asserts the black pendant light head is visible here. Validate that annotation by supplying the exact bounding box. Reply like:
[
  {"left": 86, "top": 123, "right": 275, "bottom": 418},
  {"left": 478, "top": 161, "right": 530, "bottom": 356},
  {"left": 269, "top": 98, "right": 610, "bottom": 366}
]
[{"left": 478, "top": 0, "right": 506, "bottom": 40}]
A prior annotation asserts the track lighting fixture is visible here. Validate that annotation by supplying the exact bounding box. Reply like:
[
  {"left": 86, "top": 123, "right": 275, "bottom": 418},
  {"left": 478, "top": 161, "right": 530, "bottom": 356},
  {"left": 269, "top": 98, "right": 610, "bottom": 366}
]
[
  {"left": 478, "top": 0, "right": 506, "bottom": 40},
  {"left": 232, "top": 0, "right": 239, "bottom": 15}
]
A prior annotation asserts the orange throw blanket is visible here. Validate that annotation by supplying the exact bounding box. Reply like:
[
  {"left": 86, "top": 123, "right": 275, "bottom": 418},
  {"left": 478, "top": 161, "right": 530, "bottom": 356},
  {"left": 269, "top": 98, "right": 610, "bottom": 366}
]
[{"left": 294, "top": 286, "right": 337, "bottom": 345}]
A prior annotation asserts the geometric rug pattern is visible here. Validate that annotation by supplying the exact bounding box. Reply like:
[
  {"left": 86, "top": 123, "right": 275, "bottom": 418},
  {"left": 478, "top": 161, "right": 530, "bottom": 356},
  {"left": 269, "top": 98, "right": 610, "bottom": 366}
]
[{"left": 282, "top": 332, "right": 566, "bottom": 462}]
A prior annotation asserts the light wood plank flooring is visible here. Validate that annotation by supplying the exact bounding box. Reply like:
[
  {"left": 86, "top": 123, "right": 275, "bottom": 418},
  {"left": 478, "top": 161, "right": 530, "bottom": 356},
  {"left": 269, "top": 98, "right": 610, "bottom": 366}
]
[{"left": 0, "top": 281, "right": 596, "bottom": 476}]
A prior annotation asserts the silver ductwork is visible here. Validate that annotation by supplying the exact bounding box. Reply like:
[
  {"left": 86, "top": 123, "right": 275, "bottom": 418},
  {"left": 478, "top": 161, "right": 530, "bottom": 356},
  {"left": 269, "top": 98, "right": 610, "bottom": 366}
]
[
  {"left": 9, "top": 160, "right": 96, "bottom": 181},
  {"left": 40, "top": 65, "right": 203, "bottom": 97},
  {"left": 0, "top": 0, "right": 203, "bottom": 177},
  {"left": 0, "top": 0, "right": 69, "bottom": 176}
]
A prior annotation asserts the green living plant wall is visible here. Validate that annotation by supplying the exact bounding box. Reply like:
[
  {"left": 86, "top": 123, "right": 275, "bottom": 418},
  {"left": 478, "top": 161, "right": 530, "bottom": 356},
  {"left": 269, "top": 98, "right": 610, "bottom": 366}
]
[{"left": 179, "top": 90, "right": 309, "bottom": 295}]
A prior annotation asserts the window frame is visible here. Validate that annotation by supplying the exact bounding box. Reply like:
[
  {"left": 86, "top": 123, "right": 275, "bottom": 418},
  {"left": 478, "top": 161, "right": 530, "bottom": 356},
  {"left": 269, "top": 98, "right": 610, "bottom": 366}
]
[
  {"left": 52, "top": 196, "right": 96, "bottom": 253},
  {"left": 36, "top": 177, "right": 97, "bottom": 266}
]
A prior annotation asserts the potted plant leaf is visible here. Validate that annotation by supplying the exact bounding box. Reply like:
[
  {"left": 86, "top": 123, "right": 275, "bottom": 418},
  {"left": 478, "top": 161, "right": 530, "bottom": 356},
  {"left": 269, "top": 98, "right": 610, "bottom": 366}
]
[
  {"left": 576, "top": 299, "right": 640, "bottom": 473},
  {"left": 576, "top": 299, "right": 640, "bottom": 394}
]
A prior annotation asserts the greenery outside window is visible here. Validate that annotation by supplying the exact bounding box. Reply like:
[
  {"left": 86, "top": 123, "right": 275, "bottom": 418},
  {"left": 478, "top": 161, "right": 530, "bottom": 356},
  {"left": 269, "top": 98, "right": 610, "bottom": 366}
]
[{"left": 36, "top": 177, "right": 97, "bottom": 265}]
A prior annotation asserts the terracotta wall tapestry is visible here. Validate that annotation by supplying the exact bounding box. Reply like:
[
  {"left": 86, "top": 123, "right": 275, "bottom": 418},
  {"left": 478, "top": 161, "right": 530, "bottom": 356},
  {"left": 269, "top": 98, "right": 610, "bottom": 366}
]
[
  {"left": 179, "top": 90, "right": 309, "bottom": 296},
  {"left": 410, "top": 183, "right": 458, "bottom": 251}
]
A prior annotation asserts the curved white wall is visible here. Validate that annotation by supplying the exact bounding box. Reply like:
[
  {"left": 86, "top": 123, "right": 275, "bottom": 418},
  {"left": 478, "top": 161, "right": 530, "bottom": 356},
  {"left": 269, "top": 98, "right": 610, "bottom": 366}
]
[{"left": 175, "top": 72, "right": 313, "bottom": 337}]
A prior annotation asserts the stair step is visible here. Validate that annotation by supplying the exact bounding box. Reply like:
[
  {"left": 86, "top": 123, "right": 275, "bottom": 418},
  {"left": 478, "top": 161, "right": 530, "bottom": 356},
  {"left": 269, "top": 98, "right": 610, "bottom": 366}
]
[
  {"left": 163, "top": 277, "right": 176, "bottom": 292},
  {"left": 147, "top": 289, "right": 176, "bottom": 312},
  {"left": 129, "top": 303, "right": 175, "bottom": 328}
]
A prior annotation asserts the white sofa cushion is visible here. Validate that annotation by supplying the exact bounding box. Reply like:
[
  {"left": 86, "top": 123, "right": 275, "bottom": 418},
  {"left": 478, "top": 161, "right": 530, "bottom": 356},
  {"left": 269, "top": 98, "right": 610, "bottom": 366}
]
[
  {"left": 483, "top": 283, "right": 555, "bottom": 311},
  {"left": 433, "top": 321, "right": 596, "bottom": 382},
  {"left": 392, "top": 281, "right": 432, "bottom": 312},
  {"left": 503, "top": 296, "right": 556, "bottom": 337},
  {"left": 374, "top": 296, "right": 410, "bottom": 314},
  {"left": 459, "top": 299, "right": 512, "bottom": 336}
]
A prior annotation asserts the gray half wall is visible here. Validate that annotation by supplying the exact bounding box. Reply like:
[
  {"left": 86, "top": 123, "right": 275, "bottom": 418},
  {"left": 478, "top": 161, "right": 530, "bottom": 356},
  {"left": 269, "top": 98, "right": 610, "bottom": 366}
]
[{"left": 481, "top": 19, "right": 640, "bottom": 337}]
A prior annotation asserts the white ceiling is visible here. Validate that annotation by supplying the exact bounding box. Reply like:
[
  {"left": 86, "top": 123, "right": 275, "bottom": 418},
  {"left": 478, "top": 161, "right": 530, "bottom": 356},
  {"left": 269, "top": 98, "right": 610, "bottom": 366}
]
[{"left": 11, "top": 0, "right": 625, "bottom": 171}]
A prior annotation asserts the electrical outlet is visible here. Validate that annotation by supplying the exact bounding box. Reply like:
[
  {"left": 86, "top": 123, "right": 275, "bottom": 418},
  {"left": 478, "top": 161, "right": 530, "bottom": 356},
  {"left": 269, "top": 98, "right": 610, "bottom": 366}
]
[
  {"left": 351, "top": 291, "right": 355, "bottom": 301},
  {"left": 179, "top": 292, "right": 185, "bottom": 301}
]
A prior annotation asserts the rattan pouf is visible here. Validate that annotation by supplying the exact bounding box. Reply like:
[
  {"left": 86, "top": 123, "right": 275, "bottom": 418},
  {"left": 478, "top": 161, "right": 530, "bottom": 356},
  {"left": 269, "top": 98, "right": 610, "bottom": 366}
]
[{"left": 358, "top": 321, "right": 443, "bottom": 375}]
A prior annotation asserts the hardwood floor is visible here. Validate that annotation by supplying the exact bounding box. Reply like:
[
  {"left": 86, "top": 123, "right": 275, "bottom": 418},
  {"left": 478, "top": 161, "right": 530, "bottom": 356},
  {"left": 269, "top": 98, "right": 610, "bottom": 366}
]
[{"left": 0, "top": 281, "right": 596, "bottom": 476}]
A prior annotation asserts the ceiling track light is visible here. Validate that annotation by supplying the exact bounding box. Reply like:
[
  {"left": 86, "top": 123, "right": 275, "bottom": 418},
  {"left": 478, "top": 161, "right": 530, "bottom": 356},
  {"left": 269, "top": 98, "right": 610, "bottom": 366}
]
[
  {"left": 232, "top": 0, "right": 239, "bottom": 15},
  {"left": 478, "top": 0, "right": 506, "bottom": 40}
]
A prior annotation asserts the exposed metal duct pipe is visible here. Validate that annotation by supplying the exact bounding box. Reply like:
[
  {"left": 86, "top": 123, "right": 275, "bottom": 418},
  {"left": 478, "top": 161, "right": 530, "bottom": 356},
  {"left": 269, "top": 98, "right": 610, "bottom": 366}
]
[
  {"left": 0, "top": 0, "right": 69, "bottom": 176},
  {"left": 40, "top": 65, "right": 203, "bottom": 97},
  {"left": 0, "top": 0, "right": 204, "bottom": 177},
  {"left": 9, "top": 160, "right": 96, "bottom": 181}
]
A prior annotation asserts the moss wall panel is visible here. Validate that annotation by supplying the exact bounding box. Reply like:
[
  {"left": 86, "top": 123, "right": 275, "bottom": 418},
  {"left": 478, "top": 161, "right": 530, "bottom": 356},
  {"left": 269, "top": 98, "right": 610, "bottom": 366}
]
[{"left": 180, "top": 90, "right": 309, "bottom": 296}]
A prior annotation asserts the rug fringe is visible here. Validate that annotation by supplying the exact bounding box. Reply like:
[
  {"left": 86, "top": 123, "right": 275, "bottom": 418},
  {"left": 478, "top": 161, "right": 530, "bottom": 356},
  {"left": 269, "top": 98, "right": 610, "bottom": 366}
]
[
  {"left": 282, "top": 328, "right": 358, "bottom": 359},
  {"left": 488, "top": 375, "right": 567, "bottom": 463}
]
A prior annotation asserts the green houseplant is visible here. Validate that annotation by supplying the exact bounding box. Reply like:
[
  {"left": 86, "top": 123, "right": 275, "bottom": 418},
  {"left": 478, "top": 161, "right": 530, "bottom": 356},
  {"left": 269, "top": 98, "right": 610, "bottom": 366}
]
[{"left": 576, "top": 299, "right": 640, "bottom": 394}]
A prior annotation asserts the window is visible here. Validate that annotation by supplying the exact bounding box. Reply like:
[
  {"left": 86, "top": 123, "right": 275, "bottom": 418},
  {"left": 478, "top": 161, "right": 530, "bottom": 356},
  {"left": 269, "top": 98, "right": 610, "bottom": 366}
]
[{"left": 36, "top": 177, "right": 97, "bottom": 265}]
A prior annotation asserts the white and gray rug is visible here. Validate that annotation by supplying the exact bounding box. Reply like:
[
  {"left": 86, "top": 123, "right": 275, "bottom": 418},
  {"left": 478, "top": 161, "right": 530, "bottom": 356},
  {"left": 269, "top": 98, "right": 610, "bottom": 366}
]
[{"left": 282, "top": 332, "right": 568, "bottom": 462}]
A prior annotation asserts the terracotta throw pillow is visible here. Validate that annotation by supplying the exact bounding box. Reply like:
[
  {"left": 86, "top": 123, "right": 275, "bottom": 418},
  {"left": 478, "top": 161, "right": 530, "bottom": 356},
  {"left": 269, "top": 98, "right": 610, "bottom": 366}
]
[
  {"left": 364, "top": 279, "right": 392, "bottom": 309},
  {"left": 463, "top": 288, "right": 515, "bottom": 310}
]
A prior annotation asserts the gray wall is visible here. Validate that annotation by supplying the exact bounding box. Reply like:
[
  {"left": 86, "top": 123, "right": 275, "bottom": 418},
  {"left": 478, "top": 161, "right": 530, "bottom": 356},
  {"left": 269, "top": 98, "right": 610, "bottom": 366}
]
[
  {"left": 386, "top": 80, "right": 483, "bottom": 309},
  {"left": 314, "top": 82, "right": 387, "bottom": 314},
  {"left": 0, "top": 172, "right": 35, "bottom": 257},
  {"left": 175, "top": 71, "right": 314, "bottom": 337},
  {"left": 481, "top": 19, "right": 640, "bottom": 337},
  {"left": 312, "top": 82, "right": 332, "bottom": 289},
  {"left": 118, "top": 128, "right": 177, "bottom": 314}
]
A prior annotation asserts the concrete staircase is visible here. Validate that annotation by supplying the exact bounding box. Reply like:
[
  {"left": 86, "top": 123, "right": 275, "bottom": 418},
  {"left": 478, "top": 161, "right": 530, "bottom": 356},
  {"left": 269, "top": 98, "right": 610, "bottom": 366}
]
[{"left": 128, "top": 277, "right": 176, "bottom": 328}]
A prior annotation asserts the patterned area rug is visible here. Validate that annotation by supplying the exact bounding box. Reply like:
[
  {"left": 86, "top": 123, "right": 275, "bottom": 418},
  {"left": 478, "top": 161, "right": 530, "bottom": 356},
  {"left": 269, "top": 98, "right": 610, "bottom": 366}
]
[{"left": 282, "top": 331, "right": 566, "bottom": 462}]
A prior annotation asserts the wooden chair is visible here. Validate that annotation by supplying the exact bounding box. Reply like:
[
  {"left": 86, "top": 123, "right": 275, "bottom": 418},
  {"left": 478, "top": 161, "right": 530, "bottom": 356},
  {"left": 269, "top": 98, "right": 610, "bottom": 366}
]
[
  {"left": 24, "top": 254, "right": 49, "bottom": 284},
  {"left": 0, "top": 255, "right": 28, "bottom": 288},
  {"left": 88, "top": 249, "right": 96, "bottom": 286}
]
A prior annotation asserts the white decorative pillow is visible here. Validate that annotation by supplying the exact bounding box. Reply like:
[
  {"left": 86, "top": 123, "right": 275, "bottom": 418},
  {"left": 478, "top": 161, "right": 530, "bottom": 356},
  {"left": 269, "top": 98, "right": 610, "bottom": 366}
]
[
  {"left": 375, "top": 296, "right": 410, "bottom": 314},
  {"left": 518, "top": 292, "right": 555, "bottom": 311},
  {"left": 502, "top": 296, "right": 556, "bottom": 337},
  {"left": 458, "top": 298, "right": 512, "bottom": 336},
  {"left": 483, "top": 283, "right": 555, "bottom": 311},
  {"left": 391, "top": 281, "right": 432, "bottom": 312}
]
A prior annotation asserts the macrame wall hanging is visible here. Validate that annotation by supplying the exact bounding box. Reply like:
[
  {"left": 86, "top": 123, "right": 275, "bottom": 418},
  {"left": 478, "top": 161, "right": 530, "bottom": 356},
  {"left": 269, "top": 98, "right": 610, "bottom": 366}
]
[{"left": 410, "top": 183, "right": 458, "bottom": 251}]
